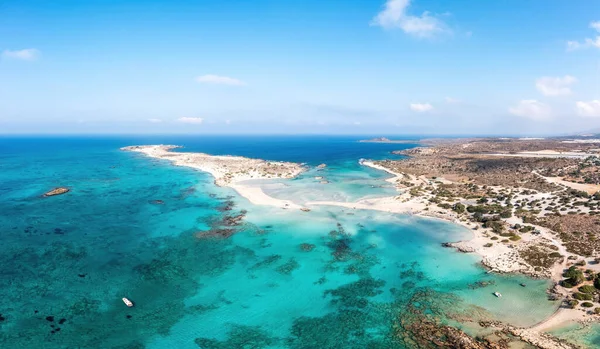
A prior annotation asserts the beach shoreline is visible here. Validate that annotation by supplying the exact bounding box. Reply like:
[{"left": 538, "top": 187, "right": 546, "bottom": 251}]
[
  {"left": 123, "top": 144, "right": 592, "bottom": 348},
  {"left": 122, "top": 145, "right": 306, "bottom": 209}
]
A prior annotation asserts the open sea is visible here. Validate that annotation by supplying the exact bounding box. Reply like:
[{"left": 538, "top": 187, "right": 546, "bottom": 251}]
[{"left": 0, "top": 135, "right": 565, "bottom": 348}]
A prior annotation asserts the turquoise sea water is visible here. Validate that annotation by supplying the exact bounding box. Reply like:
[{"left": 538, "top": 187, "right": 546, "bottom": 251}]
[
  {"left": 0, "top": 136, "right": 562, "bottom": 348},
  {"left": 550, "top": 322, "right": 600, "bottom": 348}
]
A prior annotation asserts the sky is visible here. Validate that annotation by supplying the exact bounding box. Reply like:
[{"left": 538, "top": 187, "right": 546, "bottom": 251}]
[{"left": 0, "top": 0, "right": 599, "bottom": 135}]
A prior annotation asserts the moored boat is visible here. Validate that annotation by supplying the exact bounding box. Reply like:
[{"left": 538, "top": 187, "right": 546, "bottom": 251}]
[
  {"left": 122, "top": 297, "right": 134, "bottom": 307},
  {"left": 493, "top": 292, "right": 502, "bottom": 298}
]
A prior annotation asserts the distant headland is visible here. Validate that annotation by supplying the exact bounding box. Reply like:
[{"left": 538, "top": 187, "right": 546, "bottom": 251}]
[{"left": 358, "top": 137, "right": 418, "bottom": 144}]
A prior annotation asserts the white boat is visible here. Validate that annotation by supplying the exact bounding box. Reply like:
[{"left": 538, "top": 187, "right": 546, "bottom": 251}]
[
  {"left": 122, "top": 297, "right": 134, "bottom": 307},
  {"left": 493, "top": 292, "right": 502, "bottom": 298}
]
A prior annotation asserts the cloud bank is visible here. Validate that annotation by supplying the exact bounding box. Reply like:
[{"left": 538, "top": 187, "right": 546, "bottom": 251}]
[
  {"left": 196, "top": 74, "right": 246, "bottom": 86},
  {"left": 177, "top": 117, "right": 204, "bottom": 124},
  {"left": 410, "top": 103, "right": 434, "bottom": 112},
  {"left": 535, "top": 75, "right": 577, "bottom": 96},
  {"left": 2, "top": 48, "right": 40, "bottom": 61},
  {"left": 371, "top": 0, "right": 448, "bottom": 38},
  {"left": 509, "top": 100, "right": 551, "bottom": 120}
]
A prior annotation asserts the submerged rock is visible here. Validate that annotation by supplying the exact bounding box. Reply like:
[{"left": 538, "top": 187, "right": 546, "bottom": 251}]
[
  {"left": 248, "top": 255, "right": 282, "bottom": 272},
  {"left": 276, "top": 258, "right": 299, "bottom": 275},
  {"left": 299, "top": 243, "right": 316, "bottom": 252},
  {"left": 222, "top": 211, "right": 246, "bottom": 226},
  {"left": 43, "top": 187, "right": 69, "bottom": 197},
  {"left": 148, "top": 200, "right": 165, "bottom": 205},
  {"left": 468, "top": 280, "right": 496, "bottom": 290},
  {"left": 195, "top": 228, "right": 236, "bottom": 240},
  {"left": 217, "top": 200, "right": 235, "bottom": 212},
  {"left": 195, "top": 325, "right": 277, "bottom": 348}
]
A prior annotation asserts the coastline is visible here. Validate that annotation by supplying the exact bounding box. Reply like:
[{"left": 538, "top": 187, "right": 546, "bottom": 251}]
[
  {"left": 357, "top": 159, "right": 596, "bottom": 348},
  {"left": 122, "top": 145, "right": 306, "bottom": 210},
  {"left": 122, "top": 145, "right": 591, "bottom": 348}
]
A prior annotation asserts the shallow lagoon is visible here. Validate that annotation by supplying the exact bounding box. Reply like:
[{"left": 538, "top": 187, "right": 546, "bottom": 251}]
[{"left": 0, "top": 136, "right": 561, "bottom": 348}]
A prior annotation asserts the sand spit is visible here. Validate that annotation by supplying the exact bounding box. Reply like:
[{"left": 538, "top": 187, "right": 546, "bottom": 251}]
[{"left": 122, "top": 145, "right": 305, "bottom": 209}]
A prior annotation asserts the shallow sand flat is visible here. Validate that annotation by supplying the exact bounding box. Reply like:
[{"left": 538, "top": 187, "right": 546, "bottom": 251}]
[{"left": 122, "top": 145, "right": 306, "bottom": 209}]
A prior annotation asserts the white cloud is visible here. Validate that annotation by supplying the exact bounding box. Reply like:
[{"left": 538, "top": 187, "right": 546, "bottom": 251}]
[
  {"left": 196, "top": 74, "right": 246, "bottom": 86},
  {"left": 371, "top": 0, "right": 448, "bottom": 38},
  {"left": 410, "top": 103, "right": 434, "bottom": 112},
  {"left": 445, "top": 97, "right": 460, "bottom": 103},
  {"left": 2, "top": 48, "right": 40, "bottom": 61},
  {"left": 567, "top": 21, "right": 600, "bottom": 51},
  {"left": 147, "top": 118, "right": 162, "bottom": 123},
  {"left": 576, "top": 100, "right": 600, "bottom": 118},
  {"left": 535, "top": 75, "right": 577, "bottom": 96},
  {"left": 509, "top": 100, "right": 552, "bottom": 120},
  {"left": 177, "top": 117, "right": 204, "bottom": 124}
]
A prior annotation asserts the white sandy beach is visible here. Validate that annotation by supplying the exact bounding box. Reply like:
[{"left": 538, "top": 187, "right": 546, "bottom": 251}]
[{"left": 122, "top": 145, "right": 305, "bottom": 209}]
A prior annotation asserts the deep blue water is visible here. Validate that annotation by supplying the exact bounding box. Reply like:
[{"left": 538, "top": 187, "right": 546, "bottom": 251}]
[
  {"left": 0, "top": 136, "right": 561, "bottom": 349},
  {"left": 0, "top": 135, "right": 412, "bottom": 163}
]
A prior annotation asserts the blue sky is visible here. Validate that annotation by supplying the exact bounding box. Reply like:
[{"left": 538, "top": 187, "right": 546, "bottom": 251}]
[{"left": 1, "top": 0, "right": 599, "bottom": 135}]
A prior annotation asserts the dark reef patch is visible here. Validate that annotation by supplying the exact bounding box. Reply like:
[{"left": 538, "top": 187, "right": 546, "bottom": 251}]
[
  {"left": 276, "top": 258, "right": 300, "bottom": 275},
  {"left": 195, "top": 325, "right": 279, "bottom": 349}
]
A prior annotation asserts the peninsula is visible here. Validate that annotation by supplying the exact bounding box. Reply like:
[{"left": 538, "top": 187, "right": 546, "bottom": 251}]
[
  {"left": 358, "top": 137, "right": 416, "bottom": 144},
  {"left": 352, "top": 138, "right": 600, "bottom": 347},
  {"left": 121, "top": 145, "right": 306, "bottom": 209}
]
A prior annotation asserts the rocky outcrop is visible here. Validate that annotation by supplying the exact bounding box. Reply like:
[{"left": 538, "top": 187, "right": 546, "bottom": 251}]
[
  {"left": 441, "top": 242, "right": 475, "bottom": 253},
  {"left": 399, "top": 319, "right": 509, "bottom": 349},
  {"left": 43, "top": 187, "right": 70, "bottom": 197}
]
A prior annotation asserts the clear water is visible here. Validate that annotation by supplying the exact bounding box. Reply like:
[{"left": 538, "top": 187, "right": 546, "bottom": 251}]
[
  {"left": 0, "top": 136, "right": 561, "bottom": 348},
  {"left": 549, "top": 322, "right": 600, "bottom": 348}
]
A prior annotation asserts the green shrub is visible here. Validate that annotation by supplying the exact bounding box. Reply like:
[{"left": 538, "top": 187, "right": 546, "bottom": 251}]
[
  {"left": 567, "top": 299, "right": 579, "bottom": 308},
  {"left": 594, "top": 277, "right": 600, "bottom": 290},
  {"left": 579, "top": 285, "right": 596, "bottom": 294},
  {"left": 453, "top": 203, "right": 466, "bottom": 214},
  {"left": 563, "top": 266, "right": 585, "bottom": 286},
  {"left": 509, "top": 235, "right": 521, "bottom": 241},
  {"left": 573, "top": 292, "right": 593, "bottom": 301},
  {"left": 500, "top": 210, "right": 512, "bottom": 218},
  {"left": 549, "top": 252, "right": 562, "bottom": 258},
  {"left": 594, "top": 307, "right": 600, "bottom": 314},
  {"left": 581, "top": 302, "right": 594, "bottom": 308}
]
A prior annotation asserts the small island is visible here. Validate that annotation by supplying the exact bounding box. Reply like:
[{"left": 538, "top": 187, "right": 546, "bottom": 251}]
[
  {"left": 358, "top": 137, "right": 416, "bottom": 144},
  {"left": 43, "top": 187, "right": 70, "bottom": 197}
]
